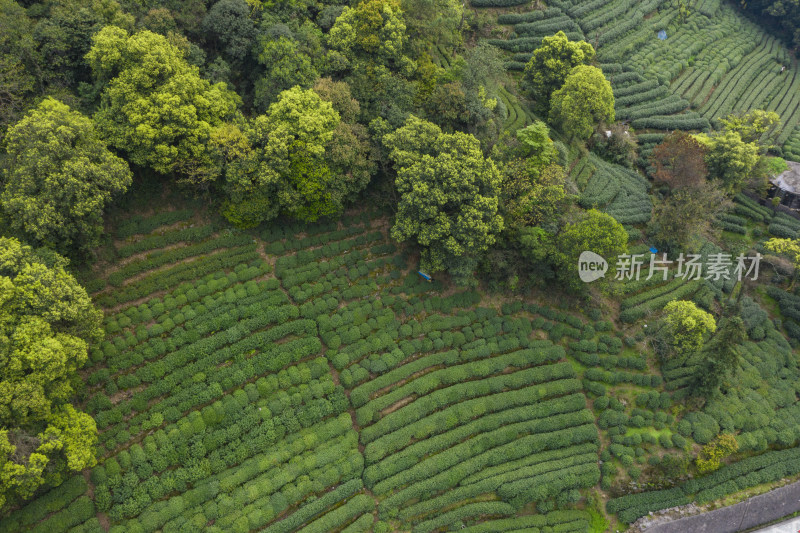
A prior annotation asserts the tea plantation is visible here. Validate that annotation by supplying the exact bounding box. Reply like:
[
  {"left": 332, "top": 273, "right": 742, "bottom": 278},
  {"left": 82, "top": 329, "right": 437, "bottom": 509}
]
[
  {"left": 6, "top": 0, "right": 800, "bottom": 528},
  {"left": 0, "top": 191, "right": 796, "bottom": 533},
  {"left": 481, "top": 0, "right": 800, "bottom": 150},
  {"left": 1, "top": 207, "right": 593, "bottom": 532}
]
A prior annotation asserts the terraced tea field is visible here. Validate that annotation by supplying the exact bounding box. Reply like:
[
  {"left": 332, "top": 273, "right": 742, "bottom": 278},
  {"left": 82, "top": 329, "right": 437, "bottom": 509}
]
[
  {"left": 4, "top": 206, "right": 622, "bottom": 532},
  {"left": 476, "top": 0, "right": 800, "bottom": 150},
  {"left": 3, "top": 189, "right": 800, "bottom": 533},
  {"left": 7, "top": 0, "right": 800, "bottom": 528}
]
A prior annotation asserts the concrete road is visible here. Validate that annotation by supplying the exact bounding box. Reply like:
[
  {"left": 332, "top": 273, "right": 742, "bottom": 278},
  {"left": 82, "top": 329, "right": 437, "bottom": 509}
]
[
  {"left": 645, "top": 480, "right": 800, "bottom": 533},
  {"left": 750, "top": 515, "right": 800, "bottom": 533}
]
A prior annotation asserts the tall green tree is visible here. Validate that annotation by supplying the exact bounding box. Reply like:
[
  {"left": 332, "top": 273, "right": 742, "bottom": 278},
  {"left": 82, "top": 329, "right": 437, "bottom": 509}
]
[
  {"left": 222, "top": 87, "right": 374, "bottom": 226},
  {"left": 139, "top": 8, "right": 178, "bottom": 35},
  {"left": 503, "top": 162, "right": 568, "bottom": 229},
  {"left": 719, "top": 109, "right": 781, "bottom": 149},
  {"left": 312, "top": 78, "right": 361, "bottom": 122},
  {"left": 211, "top": 122, "right": 274, "bottom": 229},
  {"left": 0, "top": 0, "right": 133, "bottom": 129},
  {"left": 86, "top": 26, "right": 239, "bottom": 185},
  {"left": 421, "top": 81, "right": 470, "bottom": 132},
  {"left": 660, "top": 300, "right": 716, "bottom": 357},
  {"left": 384, "top": 115, "right": 503, "bottom": 284},
  {"left": 555, "top": 209, "right": 628, "bottom": 290},
  {"left": 740, "top": 0, "right": 800, "bottom": 49},
  {"left": 764, "top": 237, "right": 800, "bottom": 288},
  {"left": 327, "top": 0, "right": 416, "bottom": 122},
  {"left": 327, "top": 0, "right": 413, "bottom": 73},
  {"left": 32, "top": 0, "right": 134, "bottom": 88},
  {"left": 522, "top": 31, "right": 595, "bottom": 113},
  {"left": 0, "top": 237, "right": 102, "bottom": 508},
  {"left": 400, "top": 0, "right": 462, "bottom": 54},
  {"left": 0, "top": 0, "right": 38, "bottom": 138},
  {"left": 516, "top": 120, "right": 558, "bottom": 170},
  {"left": 501, "top": 121, "right": 565, "bottom": 229},
  {"left": 1, "top": 98, "right": 132, "bottom": 255},
  {"left": 201, "top": 0, "right": 256, "bottom": 63},
  {"left": 419, "top": 46, "right": 502, "bottom": 137},
  {"left": 695, "top": 315, "right": 746, "bottom": 396},
  {"left": 695, "top": 130, "right": 760, "bottom": 194},
  {"left": 253, "top": 36, "right": 317, "bottom": 111},
  {"left": 648, "top": 180, "right": 729, "bottom": 252},
  {"left": 549, "top": 65, "right": 614, "bottom": 140},
  {"left": 458, "top": 42, "right": 506, "bottom": 142}
]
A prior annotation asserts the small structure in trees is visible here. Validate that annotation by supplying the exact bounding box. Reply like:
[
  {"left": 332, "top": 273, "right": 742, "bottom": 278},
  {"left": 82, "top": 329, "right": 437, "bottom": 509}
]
[{"left": 770, "top": 161, "right": 800, "bottom": 209}]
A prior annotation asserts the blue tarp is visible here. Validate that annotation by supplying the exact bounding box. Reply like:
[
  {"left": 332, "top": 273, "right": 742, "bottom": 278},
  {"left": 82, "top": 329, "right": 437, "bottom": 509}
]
[{"left": 658, "top": 30, "right": 667, "bottom": 40}]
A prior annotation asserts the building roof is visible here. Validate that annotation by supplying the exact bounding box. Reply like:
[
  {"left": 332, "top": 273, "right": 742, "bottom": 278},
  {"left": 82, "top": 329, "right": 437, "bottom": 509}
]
[{"left": 772, "top": 161, "right": 800, "bottom": 194}]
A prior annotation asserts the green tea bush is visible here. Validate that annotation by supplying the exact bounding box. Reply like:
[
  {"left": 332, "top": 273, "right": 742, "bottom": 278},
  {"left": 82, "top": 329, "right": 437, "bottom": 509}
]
[
  {"left": 0, "top": 476, "right": 88, "bottom": 533},
  {"left": 293, "top": 494, "right": 374, "bottom": 533},
  {"left": 606, "top": 487, "right": 690, "bottom": 523},
  {"left": 117, "top": 209, "right": 194, "bottom": 239},
  {"left": 365, "top": 393, "right": 589, "bottom": 484},
  {"left": 376, "top": 423, "right": 598, "bottom": 515},
  {"left": 29, "top": 496, "right": 95, "bottom": 533},
  {"left": 360, "top": 363, "right": 577, "bottom": 441},
  {"left": 117, "top": 224, "right": 218, "bottom": 258},
  {"left": 261, "top": 480, "right": 363, "bottom": 533},
  {"left": 411, "top": 502, "right": 515, "bottom": 533},
  {"left": 498, "top": 6, "right": 562, "bottom": 23},
  {"left": 630, "top": 114, "right": 710, "bottom": 131}
]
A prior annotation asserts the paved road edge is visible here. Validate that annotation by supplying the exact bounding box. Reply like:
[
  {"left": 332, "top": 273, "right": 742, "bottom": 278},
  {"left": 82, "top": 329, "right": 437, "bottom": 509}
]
[{"left": 643, "top": 479, "right": 800, "bottom": 533}]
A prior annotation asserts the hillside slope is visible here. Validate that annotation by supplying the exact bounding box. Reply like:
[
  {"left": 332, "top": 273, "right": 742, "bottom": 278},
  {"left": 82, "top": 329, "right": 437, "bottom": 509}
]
[{"left": 476, "top": 0, "right": 800, "bottom": 156}]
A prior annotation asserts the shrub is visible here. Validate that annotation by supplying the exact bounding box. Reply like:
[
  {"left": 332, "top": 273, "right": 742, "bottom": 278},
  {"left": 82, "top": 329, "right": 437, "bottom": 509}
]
[
  {"left": 262, "top": 480, "right": 363, "bottom": 533},
  {"left": 607, "top": 487, "right": 690, "bottom": 523},
  {"left": 116, "top": 209, "right": 195, "bottom": 239}
]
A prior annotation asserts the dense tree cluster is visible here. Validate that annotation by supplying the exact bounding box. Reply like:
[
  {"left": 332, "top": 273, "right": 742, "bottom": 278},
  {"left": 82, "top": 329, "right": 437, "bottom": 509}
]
[
  {"left": 549, "top": 65, "right": 614, "bottom": 140},
  {"left": 86, "top": 26, "right": 239, "bottom": 184},
  {"left": 741, "top": 0, "right": 800, "bottom": 48},
  {"left": 220, "top": 86, "right": 374, "bottom": 226},
  {"left": 652, "top": 132, "right": 708, "bottom": 190},
  {"left": 1, "top": 98, "right": 131, "bottom": 254},
  {"left": 384, "top": 116, "right": 503, "bottom": 283},
  {"left": 646, "top": 109, "right": 776, "bottom": 252},
  {"left": 0, "top": 0, "right": 637, "bottom": 288},
  {"left": 522, "top": 31, "right": 595, "bottom": 114},
  {"left": 0, "top": 238, "right": 102, "bottom": 507}
]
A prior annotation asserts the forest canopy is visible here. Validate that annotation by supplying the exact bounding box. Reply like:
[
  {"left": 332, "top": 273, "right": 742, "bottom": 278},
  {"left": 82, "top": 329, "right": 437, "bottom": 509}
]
[{"left": 0, "top": 238, "right": 101, "bottom": 507}]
